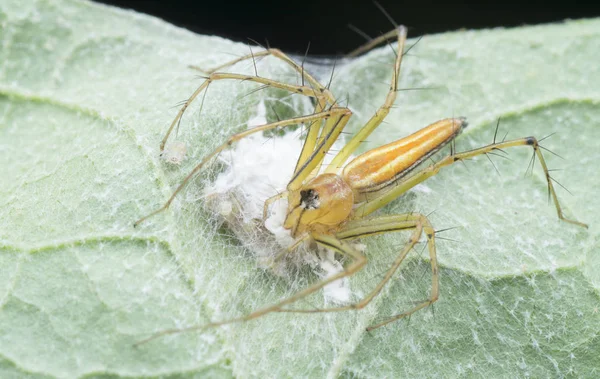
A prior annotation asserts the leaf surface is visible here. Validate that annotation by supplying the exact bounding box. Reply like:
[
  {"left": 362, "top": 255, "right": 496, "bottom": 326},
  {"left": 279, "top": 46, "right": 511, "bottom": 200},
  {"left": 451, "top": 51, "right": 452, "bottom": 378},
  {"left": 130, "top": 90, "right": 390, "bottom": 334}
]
[{"left": 1, "top": 1, "right": 599, "bottom": 377}]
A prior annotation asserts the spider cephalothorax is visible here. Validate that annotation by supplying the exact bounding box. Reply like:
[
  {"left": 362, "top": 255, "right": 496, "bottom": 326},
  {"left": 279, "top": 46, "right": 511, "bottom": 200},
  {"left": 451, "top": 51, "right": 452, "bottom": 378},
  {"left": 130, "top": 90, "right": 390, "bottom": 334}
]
[{"left": 285, "top": 173, "right": 354, "bottom": 237}]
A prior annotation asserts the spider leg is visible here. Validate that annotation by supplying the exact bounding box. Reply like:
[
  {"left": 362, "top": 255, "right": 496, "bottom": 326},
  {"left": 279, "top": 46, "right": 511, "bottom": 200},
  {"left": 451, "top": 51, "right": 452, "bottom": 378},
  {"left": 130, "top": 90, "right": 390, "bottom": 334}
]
[
  {"left": 186, "top": 48, "right": 343, "bottom": 174},
  {"left": 134, "top": 233, "right": 367, "bottom": 345},
  {"left": 160, "top": 72, "right": 327, "bottom": 152},
  {"left": 134, "top": 108, "right": 348, "bottom": 226},
  {"left": 274, "top": 213, "right": 438, "bottom": 330},
  {"left": 325, "top": 26, "right": 407, "bottom": 173},
  {"left": 192, "top": 48, "right": 336, "bottom": 107},
  {"left": 287, "top": 109, "right": 352, "bottom": 190},
  {"left": 346, "top": 28, "right": 403, "bottom": 57}
]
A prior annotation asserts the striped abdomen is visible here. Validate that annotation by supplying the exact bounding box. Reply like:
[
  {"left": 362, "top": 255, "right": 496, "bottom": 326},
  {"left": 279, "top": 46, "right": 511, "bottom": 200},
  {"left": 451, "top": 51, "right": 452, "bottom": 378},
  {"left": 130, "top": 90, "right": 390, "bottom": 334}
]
[{"left": 342, "top": 117, "right": 467, "bottom": 202}]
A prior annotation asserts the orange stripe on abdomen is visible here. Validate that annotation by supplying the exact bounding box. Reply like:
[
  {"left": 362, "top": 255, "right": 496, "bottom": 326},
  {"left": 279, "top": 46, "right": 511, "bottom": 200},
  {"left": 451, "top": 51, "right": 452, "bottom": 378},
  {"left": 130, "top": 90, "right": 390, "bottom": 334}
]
[{"left": 342, "top": 118, "right": 466, "bottom": 196}]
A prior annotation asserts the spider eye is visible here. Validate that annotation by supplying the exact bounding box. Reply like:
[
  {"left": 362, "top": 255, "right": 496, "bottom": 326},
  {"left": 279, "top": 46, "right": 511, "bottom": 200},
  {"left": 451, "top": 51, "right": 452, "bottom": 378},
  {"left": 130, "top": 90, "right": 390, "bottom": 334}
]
[{"left": 300, "top": 189, "right": 320, "bottom": 210}]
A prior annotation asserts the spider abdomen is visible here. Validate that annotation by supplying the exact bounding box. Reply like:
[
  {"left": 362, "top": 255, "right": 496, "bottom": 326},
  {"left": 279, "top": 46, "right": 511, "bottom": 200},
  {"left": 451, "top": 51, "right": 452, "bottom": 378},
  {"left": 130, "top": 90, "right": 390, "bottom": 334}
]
[{"left": 343, "top": 117, "right": 467, "bottom": 201}]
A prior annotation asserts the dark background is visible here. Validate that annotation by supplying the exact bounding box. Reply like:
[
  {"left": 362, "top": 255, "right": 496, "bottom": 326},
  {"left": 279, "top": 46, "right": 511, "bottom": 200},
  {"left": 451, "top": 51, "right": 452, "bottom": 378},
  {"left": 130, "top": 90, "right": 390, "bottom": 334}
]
[{"left": 95, "top": 1, "right": 599, "bottom": 55}]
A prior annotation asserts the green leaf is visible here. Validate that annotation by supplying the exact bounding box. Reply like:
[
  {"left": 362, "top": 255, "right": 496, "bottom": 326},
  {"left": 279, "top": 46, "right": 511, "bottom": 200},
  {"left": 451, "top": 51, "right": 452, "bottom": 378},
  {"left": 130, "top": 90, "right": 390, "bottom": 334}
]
[{"left": 1, "top": 0, "right": 598, "bottom": 377}]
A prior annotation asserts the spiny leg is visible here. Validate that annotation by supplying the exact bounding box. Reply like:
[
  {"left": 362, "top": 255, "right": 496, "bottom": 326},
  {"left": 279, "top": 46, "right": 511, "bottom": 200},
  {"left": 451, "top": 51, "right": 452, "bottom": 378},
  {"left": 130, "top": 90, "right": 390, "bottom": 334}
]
[
  {"left": 198, "top": 48, "right": 365, "bottom": 177},
  {"left": 345, "top": 0, "right": 412, "bottom": 58},
  {"left": 324, "top": 25, "right": 408, "bottom": 174},
  {"left": 134, "top": 108, "right": 348, "bottom": 226},
  {"left": 185, "top": 27, "right": 410, "bottom": 176},
  {"left": 346, "top": 27, "right": 404, "bottom": 58},
  {"left": 192, "top": 48, "right": 336, "bottom": 157},
  {"left": 203, "top": 26, "right": 410, "bottom": 177},
  {"left": 354, "top": 136, "right": 588, "bottom": 228},
  {"left": 274, "top": 213, "right": 439, "bottom": 329},
  {"left": 193, "top": 48, "right": 346, "bottom": 173},
  {"left": 186, "top": 48, "right": 344, "bottom": 176},
  {"left": 193, "top": 48, "right": 336, "bottom": 106},
  {"left": 287, "top": 108, "right": 352, "bottom": 190},
  {"left": 160, "top": 72, "right": 327, "bottom": 152},
  {"left": 361, "top": 216, "right": 438, "bottom": 331},
  {"left": 293, "top": 118, "right": 324, "bottom": 179},
  {"left": 135, "top": 233, "right": 367, "bottom": 345}
]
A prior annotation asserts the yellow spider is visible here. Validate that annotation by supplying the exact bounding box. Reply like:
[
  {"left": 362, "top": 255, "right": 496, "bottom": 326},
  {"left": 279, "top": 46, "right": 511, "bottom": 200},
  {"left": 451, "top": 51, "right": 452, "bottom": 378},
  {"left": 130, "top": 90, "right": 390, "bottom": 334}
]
[{"left": 134, "top": 25, "right": 587, "bottom": 344}]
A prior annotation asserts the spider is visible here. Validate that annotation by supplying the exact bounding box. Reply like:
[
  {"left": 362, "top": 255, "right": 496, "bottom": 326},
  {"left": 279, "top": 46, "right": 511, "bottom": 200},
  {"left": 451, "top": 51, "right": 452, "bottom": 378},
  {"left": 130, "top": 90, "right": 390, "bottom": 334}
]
[{"left": 134, "top": 25, "right": 587, "bottom": 344}]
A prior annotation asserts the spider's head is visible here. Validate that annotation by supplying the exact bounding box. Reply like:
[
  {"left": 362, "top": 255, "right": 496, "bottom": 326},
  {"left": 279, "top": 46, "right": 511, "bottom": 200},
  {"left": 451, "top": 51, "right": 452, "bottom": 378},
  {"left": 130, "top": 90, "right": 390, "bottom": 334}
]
[
  {"left": 284, "top": 173, "right": 354, "bottom": 236},
  {"left": 299, "top": 189, "right": 320, "bottom": 210}
]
